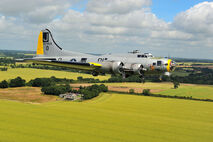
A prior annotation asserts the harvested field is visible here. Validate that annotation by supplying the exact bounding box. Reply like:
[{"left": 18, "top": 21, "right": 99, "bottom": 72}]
[
  {"left": 71, "top": 83, "right": 164, "bottom": 93},
  {"left": 71, "top": 82, "right": 213, "bottom": 99},
  {"left": 0, "top": 87, "right": 58, "bottom": 103}
]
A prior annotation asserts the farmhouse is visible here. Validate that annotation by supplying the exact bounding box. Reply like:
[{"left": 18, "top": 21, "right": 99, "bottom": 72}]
[{"left": 59, "top": 93, "right": 82, "bottom": 101}]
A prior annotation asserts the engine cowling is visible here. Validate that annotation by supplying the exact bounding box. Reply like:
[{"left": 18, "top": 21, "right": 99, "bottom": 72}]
[
  {"left": 124, "top": 63, "right": 144, "bottom": 76},
  {"left": 100, "top": 61, "right": 124, "bottom": 74},
  {"left": 131, "top": 64, "right": 144, "bottom": 75}
]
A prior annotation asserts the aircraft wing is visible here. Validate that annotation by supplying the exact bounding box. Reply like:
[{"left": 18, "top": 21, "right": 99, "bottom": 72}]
[{"left": 17, "top": 58, "right": 102, "bottom": 71}]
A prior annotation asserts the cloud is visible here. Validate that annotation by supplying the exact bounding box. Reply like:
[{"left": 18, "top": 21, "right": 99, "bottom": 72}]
[
  {"left": 24, "top": 5, "right": 70, "bottom": 24},
  {"left": 0, "top": 0, "right": 74, "bottom": 24},
  {"left": 86, "top": 0, "right": 152, "bottom": 14},
  {"left": 0, "top": 1, "right": 213, "bottom": 59},
  {"left": 0, "top": 16, "right": 25, "bottom": 37},
  {"left": 173, "top": 2, "right": 213, "bottom": 36}
]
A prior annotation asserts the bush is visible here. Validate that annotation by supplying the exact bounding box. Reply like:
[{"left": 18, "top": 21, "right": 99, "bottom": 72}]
[
  {"left": 28, "top": 78, "right": 56, "bottom": 87},
  {"left": 0, "top": 80, "right": 9, "bottom": 88},
  {"left": 99, "top": 84, "right": 108, "bottom": 92},
  {"left": 142, "top": 89, "right": 151, "bottom": 96},
  {"left": 78, "top": 84, "right": 108, "bottom": 100},
  {"left": 173, "top": 81, "right": 180, "bottom": 89},
  {"left": 41, "top": 84, "right": 71, "bottom": 96},
  {"left": 129, "top": 89, "right": 135, "bottom": 94},
  {"left": 9, "top": 77, "right": 25, "bottom": 87},
  {"left": 0, "top": 67, "right": 8, "bottom": 71},
  {"left": 77, "top": 76, "right": 83, "bottom": 81}
]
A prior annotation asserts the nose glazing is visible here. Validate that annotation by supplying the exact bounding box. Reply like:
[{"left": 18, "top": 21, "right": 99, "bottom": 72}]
[
  {"left": 170, "top": 60, "right": 176, "bottom": 71},
  {"left": 166, "top": 59, "right": 176, "bottom": 72}
]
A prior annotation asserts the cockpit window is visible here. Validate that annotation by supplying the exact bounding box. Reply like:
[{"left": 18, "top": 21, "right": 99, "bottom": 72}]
[
  {"left": 157, "top": 61, "right": 162, "bottom": 66},
  {"left": 137, "top": 54, "right": 149, "bottom": 58},
  {"left": 43, "top": 32, "right": 49, "bottom": 42}
]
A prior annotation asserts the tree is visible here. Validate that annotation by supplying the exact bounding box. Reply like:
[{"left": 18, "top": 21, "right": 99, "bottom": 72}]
[
  {"left": 142, "top": 89, "right": 151, "bottom": 96},
  {"left": 78, "top": 84, "right": 108, "bottom": 100},
  {"left": 77, "top": 76, "right": 83, "bottom": 81},
  {"left": 9, "top": 77, "right": 26, "bottom": 87},
  {"left": 28, "top": 78, "right": 55, "bottom": 87},
  {"left": 41, "top": 84, "right": 71, "bottom": 95},
  {"left": 0, "top": 80, "right": 9, "bottom": 88},
  {"left": 173, "top": 81, "right": 180, "bottom": 89},
  {"left": 129, "top": 89, "right": 135, "bottom": 94},
  {"left": 99, "top": 84, "right": 108, "bottom": 92}
]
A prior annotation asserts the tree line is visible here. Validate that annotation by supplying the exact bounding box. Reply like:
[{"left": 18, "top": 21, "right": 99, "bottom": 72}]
[{"left": 0, "top": 76, "right": 108, "bottom": 100}]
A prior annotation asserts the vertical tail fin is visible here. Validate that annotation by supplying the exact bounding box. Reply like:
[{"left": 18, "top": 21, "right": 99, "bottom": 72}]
[
  {"left": 36, "top": 29, "right": 86, "bottom": 57},
  {"left": 36, "top": 31, "right": 44, "bottom": 55}
]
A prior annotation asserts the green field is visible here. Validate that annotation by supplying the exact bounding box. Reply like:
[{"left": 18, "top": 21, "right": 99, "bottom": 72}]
[
  {"left": 171, "top": 71, "right": 190, "bottom": 77},
  {"left": 158, "top": 84, "right": 213, "bottom": 99},
  {"left": 178, "top": 62, "right": 213, "bottom": 65},
  {"left": 0, "top": 93, "right": 213, "bottom": 142},
  {"left": 0, "top": 68, "right": 110, "bottom": 81},
  {"left": 88, "top": 83, "right": 213, "bottom": 99}
]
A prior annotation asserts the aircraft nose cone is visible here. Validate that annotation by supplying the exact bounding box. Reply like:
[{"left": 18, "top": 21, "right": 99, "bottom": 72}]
[{"left": 170, "top": 61, "right": 176, "bottom": 71}]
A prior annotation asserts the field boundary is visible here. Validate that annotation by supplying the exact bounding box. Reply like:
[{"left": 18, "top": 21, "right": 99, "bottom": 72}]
[{"left": 109, "top": 91, "right": 213, "bottom": 102}]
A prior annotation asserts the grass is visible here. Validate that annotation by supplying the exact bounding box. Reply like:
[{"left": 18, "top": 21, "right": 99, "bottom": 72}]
[
  {"left": 158, "top": 84, "right": 213, "bottom": 99},
  {"left": 0, "top": 93, "right": 213, "bottom": 142},
  {"left": 109, "top": 82, "right": 213, "bottom": 99},
  {"left": 177, "top": 62, "right": 213, "bottom": 65},
  {"left": 0, "top": 68, "right": 110, "bottom": 81},
  {"left": 105, "top": 82, "right": 213, "bottom": 99},
  {"left": 24, "top": 54, "right": 36, "bottom": 56},
  {"left": 0, "top": 87, "right": 58, "bottom": 103},
  {"left": 71, "top": 82, "right": 213, "bottom": 100},
  {"left": 172, "top": 71, "right": 190, "bottom": 77}
]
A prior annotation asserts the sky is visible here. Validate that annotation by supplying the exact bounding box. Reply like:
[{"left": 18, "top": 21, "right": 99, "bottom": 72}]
[{"left": 0, "top": 0, "right": 213, "bottom": 59}]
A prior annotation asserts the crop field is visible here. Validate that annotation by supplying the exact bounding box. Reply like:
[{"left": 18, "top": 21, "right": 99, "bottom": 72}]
[
  {"left": 171, "top": 71, "right": 190, "bottom": 77},
  {"left": 0, "top": 68, "right": 110, "bottom": 81},
  {"left": 0, "top": 87, "right": 58, "bottom": 103},
  {"left": 71, "top": 82, "right": 213, "bottom": 99},
  {"left": 178, "top": 62, "right": 213, "bottom": 65},
  {"left": 158, "top": 84, "right": 213, "bottom": 99},
  {"left": 0, "top": 93, "right": 212, "bottom": 142}
]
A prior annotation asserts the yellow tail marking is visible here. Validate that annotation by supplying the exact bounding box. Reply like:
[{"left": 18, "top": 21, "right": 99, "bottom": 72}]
[
  {"left": 36, "top": 31, "right": 43, "bottom": 55},
  {"left": 167, "top": 59, "right": 172, "bottom": 72}
]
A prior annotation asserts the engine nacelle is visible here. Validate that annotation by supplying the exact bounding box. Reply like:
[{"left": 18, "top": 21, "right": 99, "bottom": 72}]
[
  {"left": 100, "top": 61, "right": 124, "bottom": 74},
  {"left": 132, "top": 64, "right": 144, "bottom": 75},
  {"left": 124, "top": 63, "right": 144, "bottom": 76}
]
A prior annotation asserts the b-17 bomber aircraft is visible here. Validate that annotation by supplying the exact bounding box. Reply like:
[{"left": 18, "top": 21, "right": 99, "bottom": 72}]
[{"left": 18, "top": 29, "right": 176, "bottom": 80}]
